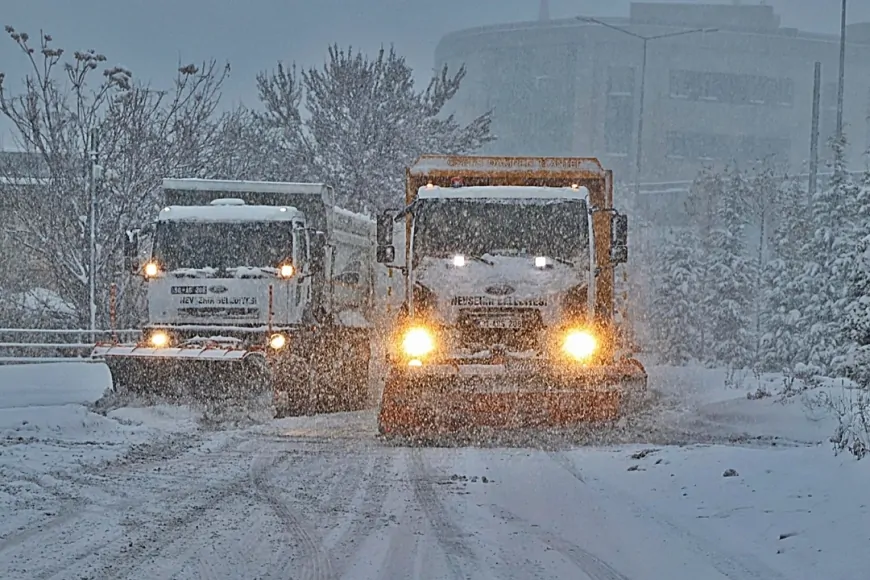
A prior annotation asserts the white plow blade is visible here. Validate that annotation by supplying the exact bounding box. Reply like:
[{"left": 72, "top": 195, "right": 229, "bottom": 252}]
[{"left": 91, "top": 345, "right": 253, "bottom": 360}]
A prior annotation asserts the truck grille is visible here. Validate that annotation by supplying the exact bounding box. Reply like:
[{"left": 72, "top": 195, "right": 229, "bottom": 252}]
[
  {"left": 178, "top": 307, "right": 259, "bottom": 319},
  {"left": 456, "top": 308, "right": 543, "bottom": 349}
]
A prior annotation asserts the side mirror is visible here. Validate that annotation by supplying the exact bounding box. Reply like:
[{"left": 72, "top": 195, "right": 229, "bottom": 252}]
[
  {"left": 377, "top": 245, "right": 396, "bottom": 263},
  {"left": 309, "top": 230, "right": 326, "bottom": 274},
  {"left": 124, "top": 229, "right": 140, "bottom": 273},
  {"left": 376, "top": 210, "right": 396, "bottom": 264},
  {"left": 611, "top": 213, "right": 628, "bottom": 264}
]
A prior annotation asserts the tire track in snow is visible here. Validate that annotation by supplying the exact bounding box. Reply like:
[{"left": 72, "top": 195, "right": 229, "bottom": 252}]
[
  {"left": 545, "top": 451, "right": 587, "bottom": 483},
  {"left": 408, "top": 447, "right": 480, "bottom": 580},
  {"left": 367, "top": 450, "right": 426, "bottom": 579},
  {"left": 326, "top": 449, "right": 394, "bottom": 578},
  {"left": 1, "top": 436, "right": 255, "bottom": 580},
  {"left": 490, "top": 506, "right": 631, "bottom": 580},
  {"left": 546, "top": 450, "right": 787, "bottom": 579},
  {"left": 249, "top": 447, "right": 336, "bottom": 580},
  {"left": 600, "top": 483, "right": 788, "bottom": 580}
]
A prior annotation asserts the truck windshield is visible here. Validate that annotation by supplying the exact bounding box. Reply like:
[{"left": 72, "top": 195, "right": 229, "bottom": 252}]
[
  {"left": 152, "top": 221, "right": 293, "bottom": 271},
  {"left": 413, "top": 199, "right": 588, "bottom": 262}
]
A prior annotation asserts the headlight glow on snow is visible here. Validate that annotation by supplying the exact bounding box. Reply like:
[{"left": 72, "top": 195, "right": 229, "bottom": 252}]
[
  {"left": 143, "top": 261, "right": 159, "bottom": 278},
  {"left": 402, "top": 327, "right": 435, "bottom": 358},
  {"left": 563, "top": 330, "right": 597, "bottom": 361},
  {"left": 269, "top": 333, "right": 287, "bottom": 350},
  {"left": 278, "top": 264, "right": 295, "bottom": 278},
  {"left": 149, "top": 331, "right": 170, "bottom": 348},
  {"left": 452, "top": 255, "right": 467, "bottom": 267}
]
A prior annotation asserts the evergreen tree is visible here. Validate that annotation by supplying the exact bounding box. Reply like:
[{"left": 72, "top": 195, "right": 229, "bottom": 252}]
[
  {"left": 837, "top": 170, "right": 870, "bottom": 381},
  {"left": 648, "top": 227, "right": 702, "bottom": 364},
  {"left": 704, "top": 166, "right": 755, "bottom": 367},
  {"left": 759, "top": 177, "right": 811, "bottom": 371}
]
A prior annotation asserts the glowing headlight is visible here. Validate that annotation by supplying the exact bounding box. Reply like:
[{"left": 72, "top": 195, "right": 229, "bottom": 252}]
[
  {"left": 563, "top": 330, "right": 597, "bottom": 361},
  {"left": 269, "top": 333, "right": 287, "bottom": 350},
  {"left": 535, "top": 256, "right": 548, "bottom": 268},
  {"left": 402, "top": 327, "right": 435, "bottom": 357},
  {"left": 143, "top": 261, "right": 159, "bottom": 278},
  {"left": 149, "top": 331, "right": 170, "bottom": 348},
  {"left": 452, "top": 255, "right": 466, "bottom": 267},
  {"left": 278, "top": 264, "right": 295, "bottom": 278}
]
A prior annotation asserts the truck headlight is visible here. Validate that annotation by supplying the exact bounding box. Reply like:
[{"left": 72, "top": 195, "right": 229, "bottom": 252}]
[
  {"left": 563, "top": 330, "right": 597, "bottom": 361},
  {"left": 269, "top": 333, "right": 287, "bottom": 350},
  {"left": 278, "top": 264, "right": 295, "bottom": 278},
  {"left": 402, "top": 327, "right": 435, "bottom": 357},
  {"left": 149, "top": 331, "right": 170, "bottom": 348},
  {"left": 143, "top": 261, "right": 160, "bottom": 278}
]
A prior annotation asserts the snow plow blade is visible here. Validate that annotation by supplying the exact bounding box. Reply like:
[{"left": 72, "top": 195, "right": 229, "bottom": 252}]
[
  {"left": 91, "top": 345, "right": 270, "bottom": 405},
  {"left": 378, "top": 358, "right": 648, "bottom": 440}
]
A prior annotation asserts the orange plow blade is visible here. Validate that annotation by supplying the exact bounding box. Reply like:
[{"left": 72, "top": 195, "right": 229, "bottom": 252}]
[{"left": 378, "top": 359, "right": 647, "bottom": 440}]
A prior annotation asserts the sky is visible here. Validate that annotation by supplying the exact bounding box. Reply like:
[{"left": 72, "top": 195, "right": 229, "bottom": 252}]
[{"left": 1, "top": 0, "right": 869, "bottom": 143}]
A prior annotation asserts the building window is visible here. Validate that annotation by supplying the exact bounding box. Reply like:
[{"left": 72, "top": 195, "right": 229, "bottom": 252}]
[
  {"left": 667, "top": 131, "right": 789, "bottom": 162},
  {"left": 605, "top": 66, "right": 635, "bottom": 155},
  {"left": 739, "top": 136, "right": 791, "bottom": 163},
  {"left": 669, "top": 70, "right": 794, "bottom": 107},
  {"left": 607, "top": 66, "right": 635, "bottom": 96},
  {"left": 666, "top": 132, "right": 732, "bottom": 160}
]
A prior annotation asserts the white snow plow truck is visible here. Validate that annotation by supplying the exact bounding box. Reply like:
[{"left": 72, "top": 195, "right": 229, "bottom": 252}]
[
  {"left": 92, "top": 178, "right": 376, "bottom": 417},
  {"left": 375, "top": 155, "right": 648, "bottom": 439}
]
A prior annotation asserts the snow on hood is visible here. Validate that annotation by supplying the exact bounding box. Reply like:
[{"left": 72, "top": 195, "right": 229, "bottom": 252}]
[{"left": 415, "top": 254, "right": 584, "bottom": 302}]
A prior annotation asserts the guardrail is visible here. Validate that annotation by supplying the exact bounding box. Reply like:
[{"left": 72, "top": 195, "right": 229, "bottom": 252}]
[{"left": 0, "top": 328, "right": 141, "bottom": 364}]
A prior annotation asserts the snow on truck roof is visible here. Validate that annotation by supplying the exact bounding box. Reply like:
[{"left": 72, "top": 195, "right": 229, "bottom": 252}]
[
  {"left": 162, "top": 178, "right": 330, "bottom": 196},
  {"left": 157, "top": 200, "right": 303, "bottom": 223},
  {"left": 416, "top": 185, "right": 590, "bottom": 201}
]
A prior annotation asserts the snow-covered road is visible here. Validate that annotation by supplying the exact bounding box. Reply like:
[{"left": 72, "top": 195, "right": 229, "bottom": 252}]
[{"left": 0, "top": 362, "right": 866, "bottom": 579}]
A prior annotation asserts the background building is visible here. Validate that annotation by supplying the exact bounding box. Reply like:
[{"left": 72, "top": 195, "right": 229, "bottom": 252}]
[{"left": 435, "top": 2, "right": 870, "bottom": 190}]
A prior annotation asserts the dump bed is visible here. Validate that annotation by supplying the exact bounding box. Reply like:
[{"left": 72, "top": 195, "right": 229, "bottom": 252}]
[
  {"left": 405, "top": 155, "right": 611, "bottom": 207},
  {"left": 162, "top": 179, "right": 334, "bottom": 233}
]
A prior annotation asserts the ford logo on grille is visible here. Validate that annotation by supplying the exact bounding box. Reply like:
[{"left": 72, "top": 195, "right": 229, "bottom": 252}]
[
  {"left": 208, "top": 285, "right": 228, "bottom": 294},
  {"left": 485, "top": 284, "right": 515, "bottom": 296}
]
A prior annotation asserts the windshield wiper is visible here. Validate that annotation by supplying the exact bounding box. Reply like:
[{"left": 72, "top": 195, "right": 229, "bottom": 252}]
[{"left": 466, "top": 254, "right": 494, "bottom": 266}]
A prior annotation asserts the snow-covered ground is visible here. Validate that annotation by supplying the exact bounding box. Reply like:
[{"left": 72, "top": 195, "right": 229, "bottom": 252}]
[{"left": 0, "top": 361, "right": 866, "bottom": 579}]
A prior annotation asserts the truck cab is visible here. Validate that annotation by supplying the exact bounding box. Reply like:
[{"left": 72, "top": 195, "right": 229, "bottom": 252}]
[{"left": 131, "top": 198, "right": 314, "bottom": 349}]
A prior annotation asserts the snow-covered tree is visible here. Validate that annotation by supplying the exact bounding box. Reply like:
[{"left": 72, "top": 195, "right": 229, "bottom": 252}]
[
  {"left": 0, "top": 28, "right": 234, "bottom": 328},
  {"left": 256, "top": 45, "right": 495, "bottom": 212},
  {"left": 647, "top": 227, "right": 703, "bottom": 364},
  {"left": 649, "top": 165, "right": 757, "bottom": 367},
  {"left": 706, "top": 167, "right": 755, "bottom": 366},
  {"left": 794, "top": 134, "right": 861, "bottom": 372},
  {"left": 758, "top": 177, "right": 812, "bottom": 372},
  {"left": 683, "top": 167, "right": 755, "bottom": 367}
]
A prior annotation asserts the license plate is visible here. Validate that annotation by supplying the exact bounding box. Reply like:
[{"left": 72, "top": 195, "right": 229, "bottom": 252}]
[{"left": 476, "top": 317, "right": 522, "bottom": 329}]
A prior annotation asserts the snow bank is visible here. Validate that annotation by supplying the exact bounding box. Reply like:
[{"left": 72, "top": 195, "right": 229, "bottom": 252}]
[
  {"left": 0, "top": 361, "right": 201, "bottom": 536},
  {"left": 0, "top": 361, "right": 111, "bottom": 408}
]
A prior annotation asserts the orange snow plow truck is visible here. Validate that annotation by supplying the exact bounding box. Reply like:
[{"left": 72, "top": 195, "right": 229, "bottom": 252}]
[{"left": 375, "top": 155, "right": 647, "bottom": 439}]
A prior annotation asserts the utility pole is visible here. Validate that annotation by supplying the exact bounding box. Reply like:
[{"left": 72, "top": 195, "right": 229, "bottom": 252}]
[
  {"left": 809, "top": 61, "right": 821, "bottom": 197},
  {"left": 836, "top": 0, "right": 847, "bottom": 142},
  {"left": 578, "top": 17, "right": 717, "bottom": 196},
  {"left": 88, "top": 129, "right": 100, "bottom": 332}
]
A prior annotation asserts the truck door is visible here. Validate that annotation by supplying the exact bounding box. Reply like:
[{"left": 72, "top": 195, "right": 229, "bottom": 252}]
[{"left": 292, "top": 224, "right": 310, "bottom": 311}]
